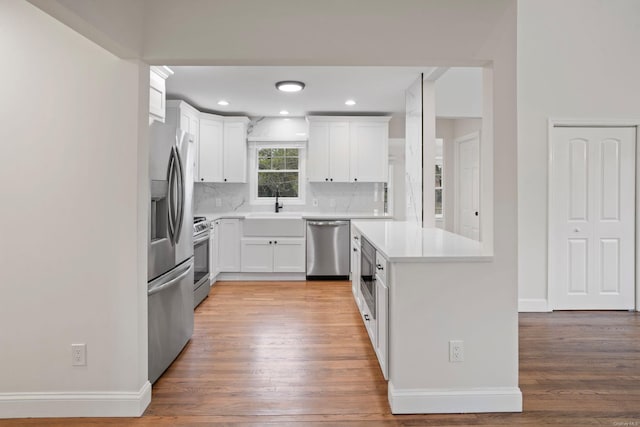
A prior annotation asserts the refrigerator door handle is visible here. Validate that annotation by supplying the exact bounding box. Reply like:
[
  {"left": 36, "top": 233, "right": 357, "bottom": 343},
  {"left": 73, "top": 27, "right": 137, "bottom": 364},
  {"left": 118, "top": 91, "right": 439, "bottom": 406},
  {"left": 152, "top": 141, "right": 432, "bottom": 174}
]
[
  {"left": 166, "top": 149, "right": 176, "bottom": 244},
  {"left": 174, "top": 146, "right": 185, "bottom": 243},
  {"left": 148, "top": 259, "right": 193, "bottom": 296}
]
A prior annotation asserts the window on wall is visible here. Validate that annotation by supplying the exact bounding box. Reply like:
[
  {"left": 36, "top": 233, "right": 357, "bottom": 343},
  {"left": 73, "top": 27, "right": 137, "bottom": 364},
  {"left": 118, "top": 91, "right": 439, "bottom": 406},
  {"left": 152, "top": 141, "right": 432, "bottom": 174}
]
[
  {"left": 435, "top": 138, "right": 444, "bottom": 218},
  {"left": 256, "top": 147, "right": 301, "bottom": 199}
]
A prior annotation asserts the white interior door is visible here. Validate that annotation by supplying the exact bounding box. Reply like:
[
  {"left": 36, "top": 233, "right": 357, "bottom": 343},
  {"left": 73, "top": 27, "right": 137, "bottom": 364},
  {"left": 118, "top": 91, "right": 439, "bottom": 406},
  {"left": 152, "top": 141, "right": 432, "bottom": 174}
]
[
  {"left": 456, "top": 133, "right": 480, "bottom": 240},
  {"left": 550, "top": 126, "right": 636, "bottom": 310}
]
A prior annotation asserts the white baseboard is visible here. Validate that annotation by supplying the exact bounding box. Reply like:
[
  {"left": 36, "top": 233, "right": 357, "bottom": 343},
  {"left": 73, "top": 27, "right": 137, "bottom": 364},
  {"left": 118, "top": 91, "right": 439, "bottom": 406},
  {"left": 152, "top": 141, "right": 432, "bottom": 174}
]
[
  {"left": 0, "top": 381, "right": 151, "bottom": 419},
  {"left": 217, "top": 272, "right": 306, "bottom": 281},
  {"left": 388, "top": 382, "right": 522, "bottom": 414},
  {"left": 518, "top": 298, "right": 551, "bottom": 312}
]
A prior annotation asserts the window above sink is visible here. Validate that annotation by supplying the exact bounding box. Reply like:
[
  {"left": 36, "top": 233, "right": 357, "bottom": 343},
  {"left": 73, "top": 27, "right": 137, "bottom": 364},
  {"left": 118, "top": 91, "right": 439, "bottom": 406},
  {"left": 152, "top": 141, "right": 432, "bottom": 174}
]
[{"left": 249, "top": 142, "right": 306, "bottom": 205}]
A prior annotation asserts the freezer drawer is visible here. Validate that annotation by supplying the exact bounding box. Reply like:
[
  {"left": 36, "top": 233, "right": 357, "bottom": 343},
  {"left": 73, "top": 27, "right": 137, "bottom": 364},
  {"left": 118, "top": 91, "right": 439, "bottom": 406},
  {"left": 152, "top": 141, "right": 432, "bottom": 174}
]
[
  {"left": 148, "top": 257, "right": 194, "bottom": 384},
  {"left": 306, "top": 220, "right": 350, "bottom": 278}
]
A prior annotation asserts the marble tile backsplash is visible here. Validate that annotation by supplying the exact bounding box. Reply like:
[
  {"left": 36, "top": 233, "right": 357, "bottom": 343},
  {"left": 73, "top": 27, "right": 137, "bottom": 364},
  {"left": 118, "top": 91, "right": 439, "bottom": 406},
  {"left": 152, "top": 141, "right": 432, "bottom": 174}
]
[{"left": 194, "top": 182, "right": 384, "bottom": 215}]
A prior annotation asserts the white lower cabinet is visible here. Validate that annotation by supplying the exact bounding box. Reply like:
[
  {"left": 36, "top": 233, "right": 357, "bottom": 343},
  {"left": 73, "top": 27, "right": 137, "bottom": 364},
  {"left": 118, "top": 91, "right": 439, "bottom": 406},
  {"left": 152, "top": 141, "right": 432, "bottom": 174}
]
[
  {"left": 209, "top": 221, "right": 220, "bottom": 282},
  {"left": 218, "top": 219, "right": 241, "bottom": 272},
  {"left": 241, "top": 238, "right": 305, "bottom": 273},
  {"left": 351, "top": 234, "right": 361, "bottom": 307},
  {"left": 273, "top": 239, "right": 306, "bottom": 272},
  {"left": 375, "top": 274, "right": 389, "bottom": 380},
  {"left": 352, "top": 238, "right": 389, "bottom": 380}
]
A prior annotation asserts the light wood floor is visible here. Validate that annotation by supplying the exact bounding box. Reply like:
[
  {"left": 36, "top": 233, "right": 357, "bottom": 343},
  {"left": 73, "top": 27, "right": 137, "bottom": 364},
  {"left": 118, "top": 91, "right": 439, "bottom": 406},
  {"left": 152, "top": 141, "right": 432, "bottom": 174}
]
[{"left": 3, "top": 281, "right": 640, "bottom": 426}]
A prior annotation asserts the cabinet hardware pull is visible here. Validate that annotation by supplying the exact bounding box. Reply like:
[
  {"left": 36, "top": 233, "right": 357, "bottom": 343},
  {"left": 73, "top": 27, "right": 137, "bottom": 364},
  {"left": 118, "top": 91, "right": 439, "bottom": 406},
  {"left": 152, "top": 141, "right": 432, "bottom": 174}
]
[
  {"left": 376, "top": 264, "right": 384, "bottom": 271},
  {"left": 269, "top": 241, "right": 272, "bottom": 244},
  {"left": 353, "top": 248, "right": 357, "bottom": 252},
  {"left": 364, "top": 314, "right": 370, "bottom": 321}
]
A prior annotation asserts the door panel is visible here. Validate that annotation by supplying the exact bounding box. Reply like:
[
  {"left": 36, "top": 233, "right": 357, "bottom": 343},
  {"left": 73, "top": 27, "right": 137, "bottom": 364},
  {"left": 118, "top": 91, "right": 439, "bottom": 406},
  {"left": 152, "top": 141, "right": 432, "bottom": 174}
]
[
  {"left": 550, "top": 126, "right": 636, "bottom": 310},
  {"left": 308, "top": 122, "right": 330, "bottom": 181},
  {"left": 273, "top": 239, "right": 305, "bottom": 272},
  {"left": 240, "top": 239, "right": 273, "bottom": 272},
  {"left": 329, "top": 122, "right": 350, "bottom": 182},
  {"left": 568, "top": 239, "right": 588, "bottom": 294},
  {"left": 456, "top": 133, "right": 480, "bottom": 240},
  {"left": 199, "top": 117, "right": 224, "bottom": 182}
]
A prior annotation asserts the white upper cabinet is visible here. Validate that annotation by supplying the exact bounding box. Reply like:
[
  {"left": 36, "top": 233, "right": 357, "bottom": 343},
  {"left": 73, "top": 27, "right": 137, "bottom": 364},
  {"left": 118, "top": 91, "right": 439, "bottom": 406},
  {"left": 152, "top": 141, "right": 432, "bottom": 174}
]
[
  {"left": 222, "top": 118, "right": 249, "bottom": 183},
  {"left": 167, "top": 100, "right": 200, "bottom": 181},
  {"left": 307, "top": 122, "right": 330, "bottom": 181},
  {"left": 329, "top": 122, "right": 351, "bottom": 182},
  {"left": 350, "top": 120, "right": 389, "bottom": 182},
  {"left": 307, "top": 120, "right": 350, "bottom": 182},
  {"left": 198, "top": 114, "right": 224, "bottom": 182},
  {"left": 149, "top": 66, "right": 173, "bottom": 123},
  {"left": 307, "top": 116, "right": 390, "bottom": 183},
  {"left": 198, "top": 115, "right": 249, "bottom": 183}
]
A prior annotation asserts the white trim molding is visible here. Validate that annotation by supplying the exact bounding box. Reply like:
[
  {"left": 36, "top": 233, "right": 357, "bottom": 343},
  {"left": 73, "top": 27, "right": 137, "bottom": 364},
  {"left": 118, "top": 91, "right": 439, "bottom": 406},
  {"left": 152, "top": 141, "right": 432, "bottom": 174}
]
[
  {"left": 388, "top": 382, "right": 522, "bottom": 414},
  {"left": 217, "top": 272, "right": 306, "bottom": 281},
  {"left": 518, "top": 298, "right": 551, "bottom": 312},
  {"left": 0, "top": 381, "right": 151, "bottom": 419}
]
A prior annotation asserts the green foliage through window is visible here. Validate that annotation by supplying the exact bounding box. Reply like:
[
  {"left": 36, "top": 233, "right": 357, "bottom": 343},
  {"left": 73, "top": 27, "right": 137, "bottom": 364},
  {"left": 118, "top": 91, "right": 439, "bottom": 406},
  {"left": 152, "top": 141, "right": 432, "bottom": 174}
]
[{"left": 257, "top": 147, "right": 300, "bottom": 198}]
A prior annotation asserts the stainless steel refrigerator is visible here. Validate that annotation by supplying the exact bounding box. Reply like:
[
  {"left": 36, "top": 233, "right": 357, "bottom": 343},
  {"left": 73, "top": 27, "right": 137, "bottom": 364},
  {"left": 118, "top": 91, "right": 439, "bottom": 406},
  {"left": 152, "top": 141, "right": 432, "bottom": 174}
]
[{"left": 148, "top": 120, "right": 194, "bottom": 384}]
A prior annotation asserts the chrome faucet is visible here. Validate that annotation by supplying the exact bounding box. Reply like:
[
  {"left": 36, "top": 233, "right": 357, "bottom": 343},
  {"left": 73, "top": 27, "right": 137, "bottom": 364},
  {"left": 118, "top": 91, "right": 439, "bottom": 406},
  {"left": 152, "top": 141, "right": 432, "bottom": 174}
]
[{"left": 275, "top": 188, "right": 283, "bottom": 213}]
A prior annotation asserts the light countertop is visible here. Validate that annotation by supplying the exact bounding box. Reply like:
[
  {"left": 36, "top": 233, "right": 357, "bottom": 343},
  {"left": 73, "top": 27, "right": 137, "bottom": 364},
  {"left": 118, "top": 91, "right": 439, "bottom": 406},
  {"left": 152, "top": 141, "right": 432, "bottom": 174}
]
[
  {"left": 351, "top": 220, "right": 493, "bottom": 263},
  {"left": 199, "top": 212, "right": 394, "bottom": 221}
]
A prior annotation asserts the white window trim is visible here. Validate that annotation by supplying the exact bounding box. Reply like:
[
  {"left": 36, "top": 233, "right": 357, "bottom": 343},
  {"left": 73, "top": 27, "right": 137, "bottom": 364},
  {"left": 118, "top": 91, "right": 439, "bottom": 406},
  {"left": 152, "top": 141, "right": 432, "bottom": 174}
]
[{"left": 249, "top": 141, "right": 307, "bottom": 205}]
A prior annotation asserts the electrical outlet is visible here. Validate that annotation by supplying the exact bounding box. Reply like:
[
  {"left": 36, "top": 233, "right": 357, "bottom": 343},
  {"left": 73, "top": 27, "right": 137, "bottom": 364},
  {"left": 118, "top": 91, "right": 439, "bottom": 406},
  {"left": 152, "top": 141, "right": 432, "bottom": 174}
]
[
  {"left": 71, "top": 343, "right": 86, "bottom": 366},
  {"left": 329, "top": 199, "right": 336, "bottom": 208},
  {"left": 312, "top": 198, "right": 318, "bottom": 207},
  {"left": 215, "top": 198, "right": 222, "bottom": 207},
  {"left": 449, "top": 340, "right": 464, "bottom": 362}
]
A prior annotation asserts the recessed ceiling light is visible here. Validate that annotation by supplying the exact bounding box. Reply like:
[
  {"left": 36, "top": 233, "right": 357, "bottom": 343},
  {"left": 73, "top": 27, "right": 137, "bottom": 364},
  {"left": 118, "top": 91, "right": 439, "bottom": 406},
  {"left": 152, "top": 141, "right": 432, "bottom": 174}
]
[
  {"left": 279, "top": 110, "right": 289, "bottom": 115},
  {"left": 217, "top": 100, "right": 229, "bottom": 106},
  {"left": 276, "top": 81, "right": 305, "bottom": 92},
  {"left": 345, "top": 99, "right": 356, "bottom": 106}
]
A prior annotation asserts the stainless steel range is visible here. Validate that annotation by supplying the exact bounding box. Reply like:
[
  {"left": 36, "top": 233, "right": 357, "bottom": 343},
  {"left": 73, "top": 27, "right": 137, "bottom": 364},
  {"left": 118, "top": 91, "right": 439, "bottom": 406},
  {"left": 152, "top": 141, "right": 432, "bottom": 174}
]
[{"left": 193, "top": 216, "right": 211, "bottom": 308}]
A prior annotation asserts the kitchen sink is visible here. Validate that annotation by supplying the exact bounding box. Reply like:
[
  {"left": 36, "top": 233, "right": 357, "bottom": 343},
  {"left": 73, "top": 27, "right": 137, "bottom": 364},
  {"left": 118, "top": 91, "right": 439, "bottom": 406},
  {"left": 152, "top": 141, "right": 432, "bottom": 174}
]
[
  {"left": 243, "top": 212, "right": 303, "bottom": 219},
  {"left": 242, "top": 215, "right": 305, "bottom": 236}
]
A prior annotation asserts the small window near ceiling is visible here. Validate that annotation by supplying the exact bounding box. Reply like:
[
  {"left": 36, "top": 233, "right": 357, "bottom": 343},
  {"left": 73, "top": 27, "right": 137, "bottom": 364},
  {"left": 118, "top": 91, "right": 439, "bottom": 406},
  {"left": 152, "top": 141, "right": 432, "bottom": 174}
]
[{"left": 257, "top": 147, "right": 300, "bottom": 198}]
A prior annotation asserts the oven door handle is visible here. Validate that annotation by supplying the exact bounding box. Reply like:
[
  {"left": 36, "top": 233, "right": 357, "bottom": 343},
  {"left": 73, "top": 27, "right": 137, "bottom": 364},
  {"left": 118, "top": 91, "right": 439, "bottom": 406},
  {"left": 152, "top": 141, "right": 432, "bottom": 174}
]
[{"left": 193, "top": 232, "right": 210, "bottom": 245}]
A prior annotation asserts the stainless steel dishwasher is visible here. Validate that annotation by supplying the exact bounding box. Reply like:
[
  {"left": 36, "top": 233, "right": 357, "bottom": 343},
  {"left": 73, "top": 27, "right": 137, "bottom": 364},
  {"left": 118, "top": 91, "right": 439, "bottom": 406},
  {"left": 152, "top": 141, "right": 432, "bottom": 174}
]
[{"left": 306, "top": 220, "right": 350, "bottom": 279}]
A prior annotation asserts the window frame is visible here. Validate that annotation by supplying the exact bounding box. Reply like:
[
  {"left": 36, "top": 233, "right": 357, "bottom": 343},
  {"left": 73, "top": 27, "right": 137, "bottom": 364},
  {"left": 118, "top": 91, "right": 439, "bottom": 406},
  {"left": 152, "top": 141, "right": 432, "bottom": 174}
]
[{"left": 249, "top": 142, "right": 306, "bottom": 205}]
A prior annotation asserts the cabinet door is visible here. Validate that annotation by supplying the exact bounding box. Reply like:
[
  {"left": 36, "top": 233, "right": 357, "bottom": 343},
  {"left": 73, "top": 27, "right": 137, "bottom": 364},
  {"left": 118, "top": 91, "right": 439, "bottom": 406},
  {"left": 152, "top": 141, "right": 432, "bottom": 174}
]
[
  {"left": 223, "top": 121, "right": 247, "bottom": 183},
  {"left": 307, "top": 122, "right": 330, "bottom": 182},
  {"left": 199, "top": 117, "right": 224, "bottom": 182},
  {"left": 351, "top": 238, "right": 361, "bottom": 304},
  {"left": 212, "top": 220, "right": 221, "bottom": 276},
  {"left": 350, "top": 121, "right": 389, "bottom": 182},
  {"left": 329, "top": 122, "right": 351, "bottom": 182},
  {"left": 218, "top": 219, "right": 241, "bottom": 272},
  {"left": 189, "top": 114, "right": 200, "bottom": 182},
  {"left": 149, "top": 69, "right": 166, "bottom": 123},
  {"left": 241, "top": 239, "right": 273, "bottom": 272},
  {"left": 209, "top": 229, "right": 217, "bottom": 284},
  {"left": 376, "top": 275, "right": 389, "bottom": 380},
  {"left": 273, "top": 238, "right": 305, "bottom": 272}
]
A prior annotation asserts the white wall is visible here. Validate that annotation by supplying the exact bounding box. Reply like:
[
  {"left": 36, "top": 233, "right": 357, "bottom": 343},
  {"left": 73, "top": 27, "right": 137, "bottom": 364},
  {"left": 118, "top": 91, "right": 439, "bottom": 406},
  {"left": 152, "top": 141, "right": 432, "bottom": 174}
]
[
  {"left": 435, "top": 68, "right": 483, "bottom": 118},
  {"left": 517, "top": 0, "right": 640, "bottom": 310},
  {"left": 0, "top": 0, "right": 149, "bottom": 417}
]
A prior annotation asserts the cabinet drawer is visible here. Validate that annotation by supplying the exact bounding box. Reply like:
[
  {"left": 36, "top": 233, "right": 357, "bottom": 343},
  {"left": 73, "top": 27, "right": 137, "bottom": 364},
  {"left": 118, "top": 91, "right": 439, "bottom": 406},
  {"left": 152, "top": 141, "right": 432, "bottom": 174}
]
[{"left": 375, "top": 251, "right": 388, "bottom": 284}]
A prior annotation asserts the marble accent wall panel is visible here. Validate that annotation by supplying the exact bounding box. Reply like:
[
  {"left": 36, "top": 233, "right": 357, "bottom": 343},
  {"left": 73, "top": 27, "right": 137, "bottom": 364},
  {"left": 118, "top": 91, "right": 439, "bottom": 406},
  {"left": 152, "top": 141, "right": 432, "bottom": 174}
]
[
  {"left": 194, "top": 181, "right": 384, "bottom": 215},
  {"left": 405, "top": 76, "right": 423, "bottom": 224}
]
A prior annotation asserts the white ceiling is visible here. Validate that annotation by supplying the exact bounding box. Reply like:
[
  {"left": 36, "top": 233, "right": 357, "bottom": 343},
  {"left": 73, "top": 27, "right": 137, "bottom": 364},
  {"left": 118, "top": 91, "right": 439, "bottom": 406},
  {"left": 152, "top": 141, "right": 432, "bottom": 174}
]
[{"left": 166, "top": 66, "right": 433, "bottom": 117}]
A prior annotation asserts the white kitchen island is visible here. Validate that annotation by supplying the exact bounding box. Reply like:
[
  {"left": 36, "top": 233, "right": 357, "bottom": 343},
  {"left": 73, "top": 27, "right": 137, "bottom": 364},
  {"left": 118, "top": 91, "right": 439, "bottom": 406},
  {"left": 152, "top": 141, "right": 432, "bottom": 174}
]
[{"left": 351, "top": 220, "right": 522, "bottom": 414}]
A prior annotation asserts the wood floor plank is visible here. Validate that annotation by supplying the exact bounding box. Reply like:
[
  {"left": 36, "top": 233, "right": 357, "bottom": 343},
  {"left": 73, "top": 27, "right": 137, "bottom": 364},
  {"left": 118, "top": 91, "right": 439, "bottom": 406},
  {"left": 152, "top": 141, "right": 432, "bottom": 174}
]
[{"left": 2, "top": 281, "right": 639, "bottom": 426}]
